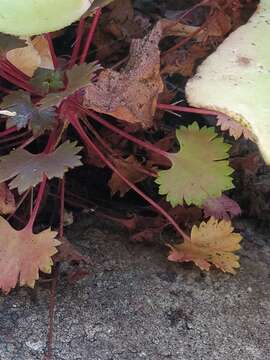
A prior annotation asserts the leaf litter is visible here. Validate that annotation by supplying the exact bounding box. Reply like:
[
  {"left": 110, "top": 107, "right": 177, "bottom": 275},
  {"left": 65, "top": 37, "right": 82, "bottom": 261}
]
[{"left": 0, "top": 0, "right": 262, "bottom": 294}]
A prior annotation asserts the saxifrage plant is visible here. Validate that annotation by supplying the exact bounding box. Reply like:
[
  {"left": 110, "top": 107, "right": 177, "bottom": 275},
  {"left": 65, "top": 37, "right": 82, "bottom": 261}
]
[{"left": 0, "top": 0, "right": 264, "bottom": 294}]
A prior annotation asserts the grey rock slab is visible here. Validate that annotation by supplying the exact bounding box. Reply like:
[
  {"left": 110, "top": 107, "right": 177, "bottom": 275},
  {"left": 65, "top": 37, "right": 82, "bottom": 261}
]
[{"left": 0, "top": 216, "right": 269, "bottom": 360}]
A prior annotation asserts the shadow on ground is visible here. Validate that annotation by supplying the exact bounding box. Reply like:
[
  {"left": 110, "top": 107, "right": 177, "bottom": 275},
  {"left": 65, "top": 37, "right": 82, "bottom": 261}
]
[{"left": 0, "top": 216, "right": 269, "bottom": 360}]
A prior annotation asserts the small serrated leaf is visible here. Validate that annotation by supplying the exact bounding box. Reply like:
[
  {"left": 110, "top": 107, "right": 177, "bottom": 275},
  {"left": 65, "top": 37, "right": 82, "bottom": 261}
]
[
  {"left": 168, "top": 217, "right": 242, "bottom": 274},
  {"left": 0, "top": 141, "right": 82, "bottom": 194},
  {"left": 30, "top": 68, "right": 64, "bottom": 94},
  {"left": 0, "top": 217, "right": 60, "bottom": 293},
  {"left": 38, "top": 62, "right": 101, "bottom": 109},
  {"left": 217, "top": 114, "right": 255, "bottom": 141},
  {"left": 203, "top": 195, "right": 241, "bottom": 220},
  {"left": 1, "top": 90, "right": 57, "bottom": 134},
  {"left": 156, "top": 122, "right": 234, "bottom": 207}
]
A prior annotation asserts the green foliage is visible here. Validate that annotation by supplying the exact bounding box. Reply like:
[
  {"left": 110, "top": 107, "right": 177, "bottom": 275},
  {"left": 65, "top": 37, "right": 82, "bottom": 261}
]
[
  {"left": 0, "top": 0, "right": 261, "bottom": 295},
  {"left": 38, "top": 62, "right": 101, "bottom": 109},
  {"left": 30, "top": 69, "right": 65, "bottom": 94},
  {"left": 156, "top": 123, "right": 234, "bottom": 207}
]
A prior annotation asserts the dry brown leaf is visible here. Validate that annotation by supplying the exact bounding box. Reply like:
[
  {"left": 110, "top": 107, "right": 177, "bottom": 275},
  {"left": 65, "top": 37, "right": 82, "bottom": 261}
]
[
  {"left": 84, "top": 21, "right": 165, "bottom": 128},
  {"left": 0, "top": 217, "right": 60, "bottom": 293},
  {"left": 108, "top": 155, "right": 155, "bottom": 197},
  {"left": 0, "top": 183, "right": 15, "bottom": 215},
  {"left": 160, "top": 19, "right": 198, "bottom": 38},
  {"left": 217, "top": 114, "right": 255, "bottom": 141},
  {"left": 32, "top": 36, "right": 54, "bottom": 70},
  {"left": 54, "top": 237, "right": 91, "bottom": 264},
  {"left": 162, "top": 44, "right": 209, "bottom": 77},
  {"left": 168, "top": 217, "right": 242, "bottom": 274},
  {"left": 199, "top": 10, "right": 232, "bottom": 44},
  {"left": 203, "top": 195, "right": 241, "bottom": 220},
  {"left": 6, "top": 36, "right": 54, "bottom": 77}
]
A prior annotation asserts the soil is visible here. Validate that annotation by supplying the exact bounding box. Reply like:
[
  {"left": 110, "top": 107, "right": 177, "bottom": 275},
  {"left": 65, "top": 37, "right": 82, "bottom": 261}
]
[{"left": 0, "top": 215, "right": 269, "bottom": 360}]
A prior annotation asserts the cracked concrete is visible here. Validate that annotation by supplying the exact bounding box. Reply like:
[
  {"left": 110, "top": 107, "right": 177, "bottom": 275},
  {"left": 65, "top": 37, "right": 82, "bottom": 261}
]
[{"left": 0, "top": 216, "right": 270, "bottom": 360}]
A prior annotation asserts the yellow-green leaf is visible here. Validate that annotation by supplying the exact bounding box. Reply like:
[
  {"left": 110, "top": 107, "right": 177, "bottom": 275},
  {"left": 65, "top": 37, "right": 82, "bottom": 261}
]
[
  {"left": 156, "top": 122, "right": 234, "bottom": 207},
  {"left": 168, "top": 217, "right": 242, "bottom": 274}
]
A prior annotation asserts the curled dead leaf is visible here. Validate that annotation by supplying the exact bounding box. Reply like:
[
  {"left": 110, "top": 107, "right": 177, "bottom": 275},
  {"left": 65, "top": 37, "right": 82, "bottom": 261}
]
[{"left": 84, "top": 21, "right": 165, "bottom": 128}]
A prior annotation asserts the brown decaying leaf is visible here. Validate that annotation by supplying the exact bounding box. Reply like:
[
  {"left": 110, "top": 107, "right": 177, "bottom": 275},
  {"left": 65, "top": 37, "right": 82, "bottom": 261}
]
[
  {"left": 0, "top": 217, "right": 60, "bottom": 293},
  {"left": 203, "top": 195, "right": 241, "bottom": 220},
  {"left": 108, "top": 155, "right": 155, "bottom": 197},
  {"left": 54, "top": 237, "right": 91, "bottom": 264},
  {"left": 92, "top": 0, "right": 151, "bottom": 60},
  {"left": 84, "top": 20, "right": 165, "bottom": 128},
  {"left": 199, "top": 9, "right": 232, "bottom": 44},
  {"left": 0, "top": 183, "right": 15, "bottom": 215},
  {"left": 6, "top": 36, "right": 54, "bottom": 77},
  {"left": 168, "top": 217, "right": 242, "bottom": 274},
  {"left": 217, "top": 114, "right": 255, "bottom": 141},
  {"left": 231, "top": 153, "right": 262, "bottom": 176},
  {"left": 102, "top": 202, "right": 202, "bottom": 243},
  {"left": 162, "top": 44, "right": 209, "bottom": 77},
  {"left": 131, "top": 205, "right": 202, "bottom": 242}
]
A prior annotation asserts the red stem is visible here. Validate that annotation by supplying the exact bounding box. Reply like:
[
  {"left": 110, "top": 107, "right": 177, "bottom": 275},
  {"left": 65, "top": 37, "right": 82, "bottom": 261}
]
[
  {"left": 81, "top": 117, "right": 114, "bottom": 155},
  {"left": 79, "top": 8, "right": 102, "bottom": 64},
  {"left": 0, "top": 130, "right": 31, "bottom": 145},
  {"left": 70, "top": 115, "right": 189, "bottom": 241},
  {"left": 3, "top": 60, "right": 30, "bottom": 81},
  {"left": 82, "top": 117, "right": 156, "bottom": 178},
  {"left": 0, "top": 85, "right": 11, "bottom": 94},
  {"left": 26, "top": 176, "right": 47, "bottom": 230},
  {"left": 45, "top": 34, "right": 58, "bottom": 69},
  {"left": 179, "top": 0, "right": 210, "bottom": 20},
  {"left": 162, "top": 26, "right": 204, "bottom": 57},
  {"left": 73, "top": 102, "right": 169, "bottom": 159},
  {"left": 19, "top": 135, "right": 36, "bottom": 149},
  {"left": 59, "top": 178, "right": 65, "bottom": 239},
  {"left": 0, "top": 69, "right": 36, "bottom": 93},
  {"left": 25, "top": 132, "right": 56, "bottom": 230},
  {"left": 0, "top": 126, "right": 17, "bottom": 138},
  {"left": 7, "top": 189, "right": 31, "bottom": 221},
  {"left": 157, "top": 103, "right": 221, "bottom": 116},
  {"left": 69, "top": 16, "right": 86, "bottom": 68},
  {"left": 0, "top": 62, "right": 30, "bottom": 84}
]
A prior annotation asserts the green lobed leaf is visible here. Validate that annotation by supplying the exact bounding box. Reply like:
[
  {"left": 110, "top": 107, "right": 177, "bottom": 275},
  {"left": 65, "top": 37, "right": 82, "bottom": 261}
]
[
  {"left": 30, "top": 68, "right": 65, "bottom": 94},
  {"left": 38, "top": 62, "right": 101, "bottom": 110},
  {"left": 0, "top": 141, "right": 82, "bottom": 194},
  {"left": 155, "top": 122, "right": 234, "bottom": 207}
]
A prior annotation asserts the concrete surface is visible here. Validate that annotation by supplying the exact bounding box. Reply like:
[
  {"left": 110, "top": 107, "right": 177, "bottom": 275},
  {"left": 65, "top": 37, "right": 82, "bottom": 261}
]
[{"left": 0, "top": 216, "right": 269, "bottom": 360}]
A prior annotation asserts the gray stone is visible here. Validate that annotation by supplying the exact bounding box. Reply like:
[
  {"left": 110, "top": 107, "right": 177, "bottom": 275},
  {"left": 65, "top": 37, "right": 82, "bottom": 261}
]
[{"left": 0, "top": 216, "right": 269, "bottom": 360}]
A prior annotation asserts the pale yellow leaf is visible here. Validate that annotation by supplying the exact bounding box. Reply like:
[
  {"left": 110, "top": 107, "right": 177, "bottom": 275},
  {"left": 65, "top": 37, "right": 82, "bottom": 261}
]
[{"left": 168, "top": 217, "right": 242, "bottom": 274}]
